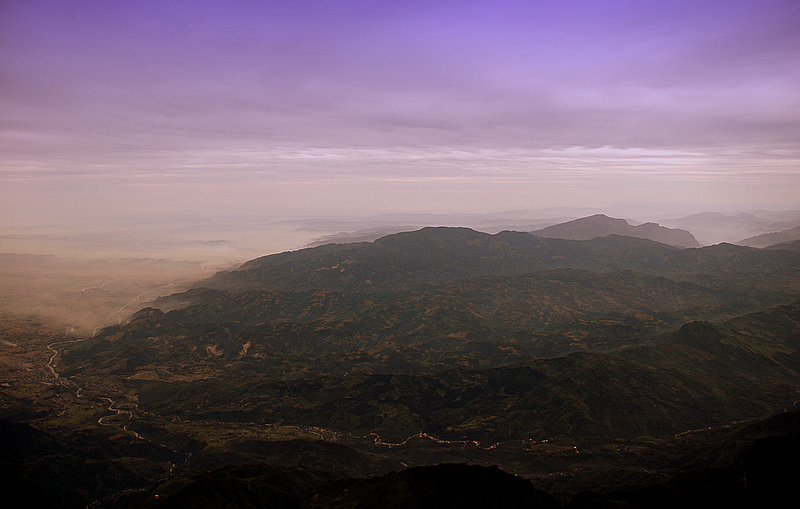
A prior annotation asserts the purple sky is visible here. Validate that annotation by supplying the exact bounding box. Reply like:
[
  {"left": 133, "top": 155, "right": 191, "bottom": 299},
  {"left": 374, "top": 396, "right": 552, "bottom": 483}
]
[{"left": 2, "top": 0, "right": 800, "bottom": 229}]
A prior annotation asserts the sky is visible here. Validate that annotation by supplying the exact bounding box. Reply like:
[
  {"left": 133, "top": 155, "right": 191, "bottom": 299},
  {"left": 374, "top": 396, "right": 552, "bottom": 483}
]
[{"left": 2, "top": 0, "right": 800, "bottom": 257}]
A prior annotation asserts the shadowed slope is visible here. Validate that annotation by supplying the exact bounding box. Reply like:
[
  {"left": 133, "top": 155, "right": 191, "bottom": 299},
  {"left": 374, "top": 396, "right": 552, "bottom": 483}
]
[{"left": 195, "top": 228, "right": 800, "bottom": 294}]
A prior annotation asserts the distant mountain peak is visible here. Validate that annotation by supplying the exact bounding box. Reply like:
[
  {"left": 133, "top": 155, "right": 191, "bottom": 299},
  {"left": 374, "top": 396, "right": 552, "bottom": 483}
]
[
  {"left": 530, "top": 214, "right": 700, "bottom": 247},
  {"left": 737, "top": 226, "right": 800, "bottom": 249}
]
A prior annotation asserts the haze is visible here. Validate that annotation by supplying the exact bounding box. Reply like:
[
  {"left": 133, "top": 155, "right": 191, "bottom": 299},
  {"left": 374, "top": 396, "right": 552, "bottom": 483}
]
[{"left": 2, "top": 0, "right": 800, "bottom": 263}]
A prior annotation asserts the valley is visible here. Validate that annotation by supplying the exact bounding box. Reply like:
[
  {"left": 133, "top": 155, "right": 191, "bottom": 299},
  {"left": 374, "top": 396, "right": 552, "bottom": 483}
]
[
  {"left": 6, "top": 1, "right": 800, "bottom": 505},
  {"left": 2, "top": 223, "right": 800, "bottom": 508}
]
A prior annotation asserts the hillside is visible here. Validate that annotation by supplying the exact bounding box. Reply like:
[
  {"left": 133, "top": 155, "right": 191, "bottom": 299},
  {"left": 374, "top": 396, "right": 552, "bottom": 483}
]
[
  {"left": 737, "top": 225, "right": 800, "bottom": 248},
  {"left": 530, "top": 214, "right": 699, "bottom": 247},
  {"left": 59, "top": 228, "right": 800, "bottom": 444},
  {"left": 9, "top": 226, "right": 800, "bottom": 508},
  {"left": 194, "top": 227, "right": 797, "bottom": 295},
  {"left": 116, "top": 300, "right": 799, "bottom": 445},
  {"left": 660, "top": 212, "right": 780, "bottom": 245},
  {"left": 63, "top": 250, "right": 800, "bottom": 380}
]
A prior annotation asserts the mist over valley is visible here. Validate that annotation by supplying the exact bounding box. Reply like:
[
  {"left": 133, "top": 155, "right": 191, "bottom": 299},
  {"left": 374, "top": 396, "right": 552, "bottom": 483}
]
[
  {"left": 3, "top": 211, "right": 800, "bottom": 508},
  {"left": 3, "top": 1, "right": 800, "bottom": 506}
]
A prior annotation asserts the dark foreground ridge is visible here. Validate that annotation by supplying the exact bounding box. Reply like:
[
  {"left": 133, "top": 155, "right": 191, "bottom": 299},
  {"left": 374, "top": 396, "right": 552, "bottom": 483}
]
[{"left": 107, "top": 415, "right": 800, "bottom": 509}]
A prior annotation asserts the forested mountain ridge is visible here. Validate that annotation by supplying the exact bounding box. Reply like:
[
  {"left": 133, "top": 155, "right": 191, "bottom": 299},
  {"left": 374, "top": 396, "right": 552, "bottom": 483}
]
[
  {"left": 196, "top": 227, "right": 800, "bottom": 294},
  {"left": 118, "top": 299, "right": 800, "bottom": 444},
  {"left": 64, "top": 266, "right": 799, "bottom": 380},
  {"left": 13, "top": 226, "right": 800, "bottom": 508},
  {"left": 59, "top": 229, "right": 800, "bottom": 446}
]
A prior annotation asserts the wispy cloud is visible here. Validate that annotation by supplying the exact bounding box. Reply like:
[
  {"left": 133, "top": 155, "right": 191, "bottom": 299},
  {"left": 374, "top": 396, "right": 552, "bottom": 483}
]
[{"left": 2, "top": 0, "right": 799, "bottom": 225}]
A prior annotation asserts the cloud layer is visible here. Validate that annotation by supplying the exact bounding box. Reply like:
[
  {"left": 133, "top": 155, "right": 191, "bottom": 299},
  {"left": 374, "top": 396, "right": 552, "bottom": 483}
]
[{"left": 2, "top": 0, "right": 799, "bottom": 222}]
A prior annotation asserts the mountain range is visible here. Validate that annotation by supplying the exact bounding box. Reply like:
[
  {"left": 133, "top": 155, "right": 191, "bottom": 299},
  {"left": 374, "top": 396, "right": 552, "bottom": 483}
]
[
  {"left": 736, "top": 225, "right": 800, "bottom": 248},
  {"left": 195, "top": 227, "right": 800, "bottom": 295},
  {"left": 661, "top": 211, "right": 800, "bottom": 246},
  {"left": 301, "top": 211, "right": 800, "bottom": 250},
  {"left": 57, "top": 227, "right": 800, "bottom": 446},
  {"left": 529, "top": 214, "right": 700, "bottom": 247},
  {"left": 7, "top": 224, "right": 800, "bottom": 508}
]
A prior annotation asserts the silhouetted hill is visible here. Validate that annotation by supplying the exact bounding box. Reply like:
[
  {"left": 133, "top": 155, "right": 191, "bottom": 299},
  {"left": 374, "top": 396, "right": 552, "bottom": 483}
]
[
  {"left": 765, "top": 239, "right": 800, "bottom": 252},
  {"left": 660, "top": 212, "right": 777, "bottom": 245},
  {"left": 566, "top": 409, "right": 800, "bottom": 508},
  {"left": 736, "top": 225, "right": 800, "bottom": 248},
  {"left": 531, "top": 214, "right": 699, "bottom": 247},
  {"left": 194, "top": 228, "right": 798, "bottom": 295},
  {"left": 128, "top": 464, "right": 336, "bottom": 509},
  {"left": 308, "top": 463, "right": 560, "bottom": 509},
  {"left": 0, "top": 419, "right": 184, "bottom": 509},
  {"left": 124, "top": 412, "right": 800, "bottom": 509}
]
